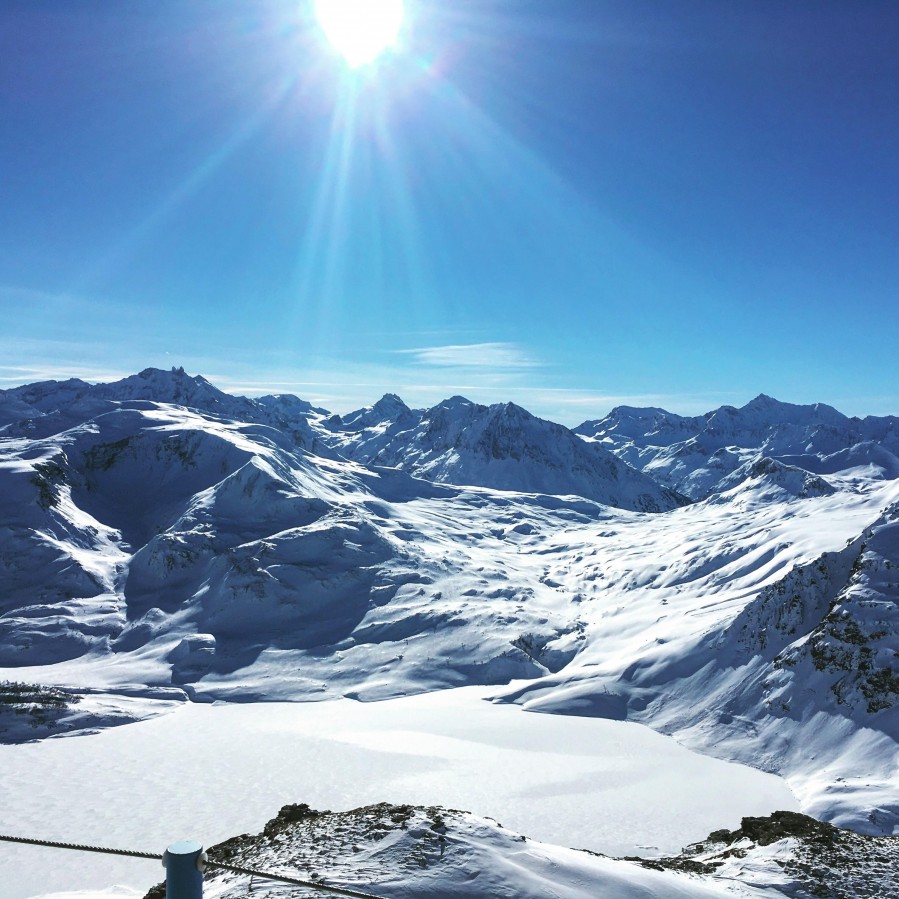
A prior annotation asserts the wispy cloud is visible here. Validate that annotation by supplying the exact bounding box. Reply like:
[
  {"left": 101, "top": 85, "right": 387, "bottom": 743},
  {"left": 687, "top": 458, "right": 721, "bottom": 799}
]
[
  {"left": 398, "top": 342, "right": 541, "bottom": 370},
  {"left": 0, "top": 362, "right": 132, "bottom": 386}
]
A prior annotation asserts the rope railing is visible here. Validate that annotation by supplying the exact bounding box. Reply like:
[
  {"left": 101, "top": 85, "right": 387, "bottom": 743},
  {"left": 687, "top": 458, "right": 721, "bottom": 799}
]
[
  {"left": 0, "top": 834, "right": 161, "bottom": 862},
  {"left": 0, "top": 833, "right": 389, "bottom": 899}
]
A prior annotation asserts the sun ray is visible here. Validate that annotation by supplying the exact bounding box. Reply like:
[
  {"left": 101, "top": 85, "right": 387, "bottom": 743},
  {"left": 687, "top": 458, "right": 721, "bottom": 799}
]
[
  {"left": 67, "top": 76, "right": 296, "bottom": 298},
  {"left": 288, "top": 78, "right": 361, "bottom": 340}
]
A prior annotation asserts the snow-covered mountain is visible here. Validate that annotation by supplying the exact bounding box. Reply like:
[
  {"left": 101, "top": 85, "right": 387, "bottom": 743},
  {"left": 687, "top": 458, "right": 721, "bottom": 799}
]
[
  {"left": 2, "top": 369, "right": 898, "bottom": 854},
  {"left": 0, "top": 377, "right": 93, "bottom": 428},
  {"left": 5, "top": 370, "right": 651, "bottom": 694},
  {"left": 576, "top": 394, "right": 899, "bottom": 499},
  {"left": 323, "top": 394, "right": 687, "bottom": 512},
  {"left": 0, "top": 367, "right": 330, "bottom": 452}
]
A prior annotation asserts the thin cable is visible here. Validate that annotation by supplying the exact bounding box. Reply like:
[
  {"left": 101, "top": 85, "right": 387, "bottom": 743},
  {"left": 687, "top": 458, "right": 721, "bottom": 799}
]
[
  {"left": 0, "top": 834, "right": 161, "bottom": 861},
  {"left": 0, "top": 834, "right": 389, "bottom": 899}
]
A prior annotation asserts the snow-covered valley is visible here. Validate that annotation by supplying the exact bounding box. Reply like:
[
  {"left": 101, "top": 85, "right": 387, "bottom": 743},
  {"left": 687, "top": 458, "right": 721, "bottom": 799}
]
[{"left": 1, "top": 368, "right": 897, "bottom": 897}]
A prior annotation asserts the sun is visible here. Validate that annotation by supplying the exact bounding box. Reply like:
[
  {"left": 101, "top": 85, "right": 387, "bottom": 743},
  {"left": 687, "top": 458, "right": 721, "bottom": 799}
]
[{"left": 315, "top": 0, "right": 405, "bottom": 68}]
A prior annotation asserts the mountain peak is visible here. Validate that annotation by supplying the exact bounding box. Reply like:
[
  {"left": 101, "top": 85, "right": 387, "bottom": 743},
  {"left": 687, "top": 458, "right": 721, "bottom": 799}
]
[
  {"left": 730, "top": 394, "right": 849, "bottom": 428},
  {"left": 439, "top": 395, "right": 476, "bottom": 409},
  {"left": 335, "top": 393, "right": 416, "bottom": 431},
  {"left": 743, "top": 393, "right": 785, "bottom": 410},
  {"left": 92, "top": 367, "right": 241, "bottom": 415},
  {"left": 490, "top": 400, "right": 532, "bottom": 420},
  {"left": 372, "top": 393, "right": 409, "bottom": 413},
  {"left": 135, "top": 365, "right": 208, "bottom": 385}
]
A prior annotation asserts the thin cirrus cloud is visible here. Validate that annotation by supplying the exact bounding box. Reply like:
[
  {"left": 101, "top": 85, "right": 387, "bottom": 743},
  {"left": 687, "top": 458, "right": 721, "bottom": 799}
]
[{"left": 399, "top": 342, "right": 542, "bottom": 370}]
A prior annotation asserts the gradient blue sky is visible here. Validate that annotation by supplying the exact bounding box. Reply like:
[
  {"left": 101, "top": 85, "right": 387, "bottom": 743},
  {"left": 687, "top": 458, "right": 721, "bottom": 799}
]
[{"left": 2, "top": 0, "right": 898, "bottom": 424}]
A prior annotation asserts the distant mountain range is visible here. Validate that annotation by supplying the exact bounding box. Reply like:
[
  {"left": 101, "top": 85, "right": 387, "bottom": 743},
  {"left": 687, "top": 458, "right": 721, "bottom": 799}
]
[
  {"left": 575, "top": 394, "right": 899, "bottom": 499},
  {"left": 1, "top": 368, "right": 897, "bottom": 840},
  {"left": 7, "top": 368, "right": 897, "bottom": 504}
]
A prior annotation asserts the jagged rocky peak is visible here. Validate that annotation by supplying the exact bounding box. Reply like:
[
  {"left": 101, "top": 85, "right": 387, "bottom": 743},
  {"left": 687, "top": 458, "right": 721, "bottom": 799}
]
[
  {"left": 594, "top": 405, "right": 674, "bottom": 426},
  {"left": 575, "top": 405, "right": 650, "bottom": 437},
  {"left": 701, "top": 403, "right": 741, "bottom": 429},
  {"left": 483, "top": 400, "right": 545, "bottom": 430},
  {"left": 484, "top": 400, "right": 578, "bottom": 443},
  {"left": 372, "top": 392, "right": 411, "bottom": 416},
  {"left": 744, "top": 393, "right": 845, "bottom": 421},
  {"left": 432, "top": 394, "right": 477, "bottom": 414},
  {"left": 333, "top": 392, "right": 415, "bottom": 431},
  {"left": 577, "top": 392, "right": 899, "bottom": 499},
  {"left": 493, "top": 399, "right": 529, "bottom": 416},
  {"left": 417, "top": 394, "right": 480, "bottom": 434},
  {"left": 743, "top": 392, "right": 782, "bottom": 409},
  {"left": 313, "top": 387, "right": 684, "bottom": 511},
  {"left": 357, "top": 394, "right": 689, "bottom": 512},
  {"left": 416, "top": 396, "right": 561, "bottom": 449},
  {"left": 91, "top": 366, "right": 265, "bottom": 422}
]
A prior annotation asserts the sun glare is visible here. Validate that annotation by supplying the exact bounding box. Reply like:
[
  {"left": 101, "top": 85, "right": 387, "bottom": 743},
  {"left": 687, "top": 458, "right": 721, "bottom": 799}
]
[{"left": 315, "top": 0, "right": 405, "bottom": 68}]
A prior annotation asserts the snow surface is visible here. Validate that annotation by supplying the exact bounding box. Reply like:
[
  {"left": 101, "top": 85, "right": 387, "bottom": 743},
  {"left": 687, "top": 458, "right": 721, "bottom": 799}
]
[{"left": 2, "top": 687, "right": 795, "bottom": 899}]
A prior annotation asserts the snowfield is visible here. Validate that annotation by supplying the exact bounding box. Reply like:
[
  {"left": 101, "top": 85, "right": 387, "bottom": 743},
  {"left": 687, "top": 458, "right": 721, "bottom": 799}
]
[
  {"left": 2, "top": 369, "right": 898, "bottom": 897},
  {"left": 1, "top": 687, "right": 796, "bottom": 897}
]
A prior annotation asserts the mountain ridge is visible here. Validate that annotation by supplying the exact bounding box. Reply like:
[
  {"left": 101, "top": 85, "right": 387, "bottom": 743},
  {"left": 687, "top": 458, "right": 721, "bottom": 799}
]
[{"left": 577, "top": 393, "right": 899, "bottom": 499}]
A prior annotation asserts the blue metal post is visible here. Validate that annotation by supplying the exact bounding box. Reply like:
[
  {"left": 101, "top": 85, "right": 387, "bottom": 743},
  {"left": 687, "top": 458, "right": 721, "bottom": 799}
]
[{"left": 164, "top": 840, "right": 204, "bottom": 899}]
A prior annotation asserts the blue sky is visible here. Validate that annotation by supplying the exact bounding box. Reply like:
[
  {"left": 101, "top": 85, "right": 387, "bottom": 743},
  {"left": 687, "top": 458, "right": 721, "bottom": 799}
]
[{"left": 2, "top": 0, "right": 898, "bottom": 424}]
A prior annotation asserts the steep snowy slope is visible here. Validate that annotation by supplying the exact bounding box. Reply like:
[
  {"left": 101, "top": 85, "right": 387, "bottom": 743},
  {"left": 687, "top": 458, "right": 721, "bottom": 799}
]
[
  {"left": 577, "top": 394, "right": 899, "bottom": 499},
  {"left": 495, "top": 483, "right": 899, "bottom": 834},
  {"left": 325, "top": 395, "right": 687, "bottom": 512}
]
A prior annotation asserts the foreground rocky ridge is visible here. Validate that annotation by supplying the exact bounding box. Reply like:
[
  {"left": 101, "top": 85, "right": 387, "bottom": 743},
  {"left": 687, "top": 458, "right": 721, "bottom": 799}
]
[
  {"left": 642, "top": 809, "right": 899, "bottom": 898},
  {"left": 142, "top": 803, "right": 899, "bottom": 899}
]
